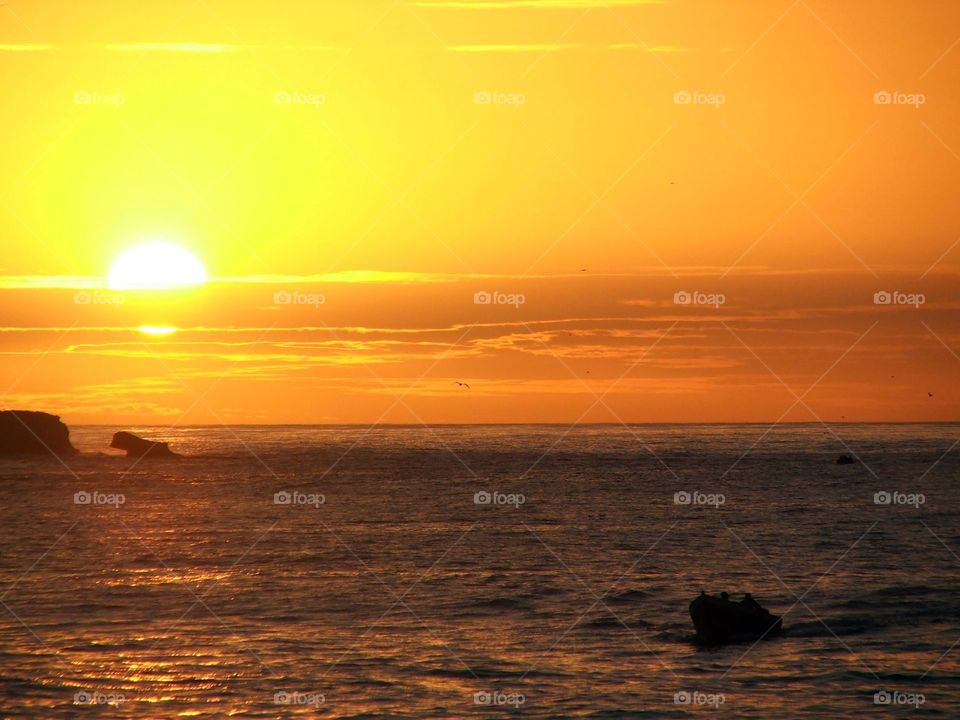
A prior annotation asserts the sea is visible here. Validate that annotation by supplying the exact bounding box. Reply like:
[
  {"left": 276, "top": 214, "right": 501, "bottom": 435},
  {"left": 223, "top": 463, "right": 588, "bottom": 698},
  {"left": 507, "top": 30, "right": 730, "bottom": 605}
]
[{"left": 0, "top": 423, "right": 958, "bottom": 718}]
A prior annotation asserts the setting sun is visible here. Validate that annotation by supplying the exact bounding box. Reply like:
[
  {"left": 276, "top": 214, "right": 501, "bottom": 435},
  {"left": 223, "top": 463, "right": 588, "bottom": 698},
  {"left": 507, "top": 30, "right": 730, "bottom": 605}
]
[
  {"left": 137, "top": 325, "right": 177, "bottom": 336},
  {"left": 108, "top": 241, "right": 207, "bottom": 290}
]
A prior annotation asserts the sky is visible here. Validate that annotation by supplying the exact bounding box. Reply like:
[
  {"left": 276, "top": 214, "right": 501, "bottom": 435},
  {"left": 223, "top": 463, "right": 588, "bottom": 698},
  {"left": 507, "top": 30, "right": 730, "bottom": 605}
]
[{"left": 0, "top": 0, "right": 958, "bottom": 424}]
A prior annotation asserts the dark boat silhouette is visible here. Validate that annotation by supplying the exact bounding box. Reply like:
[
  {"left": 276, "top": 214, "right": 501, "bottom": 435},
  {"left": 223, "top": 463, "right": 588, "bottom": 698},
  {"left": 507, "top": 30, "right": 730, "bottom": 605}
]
[{"left": 689, "top": 592, "right": 782, "bottom": 644}]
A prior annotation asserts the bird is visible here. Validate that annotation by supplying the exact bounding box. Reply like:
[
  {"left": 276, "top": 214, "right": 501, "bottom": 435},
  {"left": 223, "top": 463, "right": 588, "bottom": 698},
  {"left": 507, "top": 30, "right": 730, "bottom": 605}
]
[
  {"left": 580, "top": 268, "right": 587, "bottom": 272},
  {"left": 928, "top": 391, "right": 934, "bottom": 398},
  {"left": 454, "top": 381, "right": 470, "bottom": 390}
]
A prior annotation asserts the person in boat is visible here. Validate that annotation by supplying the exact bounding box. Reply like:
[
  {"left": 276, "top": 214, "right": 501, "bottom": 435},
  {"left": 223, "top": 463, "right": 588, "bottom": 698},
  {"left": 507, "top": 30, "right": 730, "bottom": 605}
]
[{"left": 740, "top": 593, "right": 763, "bottom": 612}]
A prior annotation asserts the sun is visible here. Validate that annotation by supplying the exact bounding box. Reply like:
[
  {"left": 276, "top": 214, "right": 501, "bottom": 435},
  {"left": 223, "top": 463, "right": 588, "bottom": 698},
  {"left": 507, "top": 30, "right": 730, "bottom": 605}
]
[
  {"left": 108, "top": 241, "right": 207, "bottom": 290},
  {"left": 138, "top": 325, "right": 177, "bottom": 336}
]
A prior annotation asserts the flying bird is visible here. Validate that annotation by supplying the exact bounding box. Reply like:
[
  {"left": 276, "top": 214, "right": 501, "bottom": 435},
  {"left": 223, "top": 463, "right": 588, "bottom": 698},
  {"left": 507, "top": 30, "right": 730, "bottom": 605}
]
[
  {"left": 454, "top": 381, "right": 470, "bottom": 390},
  {"left": 928, "top": 391, "right": 934, "bottom": 398}
]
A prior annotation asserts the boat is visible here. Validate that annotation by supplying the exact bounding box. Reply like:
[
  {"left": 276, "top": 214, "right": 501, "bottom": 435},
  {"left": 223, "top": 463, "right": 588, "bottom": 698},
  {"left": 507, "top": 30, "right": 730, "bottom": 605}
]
[{"left": 689, "top": 592, "right": 782, "bottom": 644}]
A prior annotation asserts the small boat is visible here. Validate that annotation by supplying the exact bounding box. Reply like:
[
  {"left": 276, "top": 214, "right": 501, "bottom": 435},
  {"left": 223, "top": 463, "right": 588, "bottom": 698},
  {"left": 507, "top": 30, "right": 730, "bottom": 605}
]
[{"left": 689, "top": 592, "right": 782, "bottom": 644}]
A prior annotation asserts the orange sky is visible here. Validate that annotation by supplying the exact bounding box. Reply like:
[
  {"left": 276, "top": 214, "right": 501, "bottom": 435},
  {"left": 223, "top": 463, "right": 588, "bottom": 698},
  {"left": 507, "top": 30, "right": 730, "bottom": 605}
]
[{"left": 1, "top": 0, "right": 958, "bottom": 424}]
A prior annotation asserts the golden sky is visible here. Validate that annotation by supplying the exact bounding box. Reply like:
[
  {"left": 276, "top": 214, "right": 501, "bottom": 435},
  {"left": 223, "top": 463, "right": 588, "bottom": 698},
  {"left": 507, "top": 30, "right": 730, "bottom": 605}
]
[{"left": 1, "top": 0, "right": 958, "bottom": 424}]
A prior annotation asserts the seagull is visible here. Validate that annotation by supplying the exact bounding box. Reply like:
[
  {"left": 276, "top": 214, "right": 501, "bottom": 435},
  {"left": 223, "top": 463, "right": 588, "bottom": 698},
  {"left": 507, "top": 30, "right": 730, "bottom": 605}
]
[
  {"left": 928, "top": 391, "right": 934, "bottom": 398},
  {"left": 454, "top": 381, "right": 470, "bottom": 390}
]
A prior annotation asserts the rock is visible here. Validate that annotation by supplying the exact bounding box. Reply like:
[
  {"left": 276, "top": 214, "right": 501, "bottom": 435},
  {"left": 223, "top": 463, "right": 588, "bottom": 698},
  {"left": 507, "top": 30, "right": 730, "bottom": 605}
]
[
  {"left": 0, "top": 410, "right": 77, "bottom": 456},
  {"left": 836, "top": 454, "right": 856, "bottom": 465},
  {"left": 689, "top": 591, "right": 782, "bottom": 644},
  {"left": 110, "top": 431, "right": 179, "bottom": 458}
]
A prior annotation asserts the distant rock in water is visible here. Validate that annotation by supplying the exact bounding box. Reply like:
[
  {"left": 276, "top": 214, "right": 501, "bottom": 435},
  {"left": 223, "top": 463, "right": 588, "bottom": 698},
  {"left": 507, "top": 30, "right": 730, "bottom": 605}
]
[
  {"left": 110, "top": 431, "right": 179, "bottom": 458},
  {"left": 836, "top": 454, "right": 857, "bottom": 465},
  {"left": 0, "top": 410, "right": 77, "bottom": 456}
]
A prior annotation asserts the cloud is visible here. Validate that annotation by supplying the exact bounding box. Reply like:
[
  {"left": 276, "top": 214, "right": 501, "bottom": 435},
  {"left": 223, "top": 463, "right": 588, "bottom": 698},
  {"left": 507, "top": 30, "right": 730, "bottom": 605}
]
[
  {"left": 0, "top": 43, "right": 337, "bottom": 55},
  {"left": 0, "top": 44, "right": 51, "bottom": 52},
  {"left": 105, "top": 43, "right": 337, "bottom": 53},
  {"left": 449, "top": 43, "right": 581, "bottom": 53},
  {"left": 448, "top": 43, "right": 689, "bottom": 53},
  {"left": 410, "top": 0, "right": 661, "bottom": 8},
  {"left": 608, "top": 44, "right": 690, "bottom": 52},
  {"left": 106, "top": 43, "right": 235, "bottom": 53}
]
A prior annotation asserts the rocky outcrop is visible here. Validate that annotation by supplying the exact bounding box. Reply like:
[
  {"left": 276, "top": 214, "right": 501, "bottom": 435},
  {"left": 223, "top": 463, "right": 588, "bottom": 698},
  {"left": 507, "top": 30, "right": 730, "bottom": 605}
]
[
  {"left": 0, "top": 410, "right": 77, "bottom": 456},
  {"left": 110, "top": 431, "right": 179, "bottom": 458}
]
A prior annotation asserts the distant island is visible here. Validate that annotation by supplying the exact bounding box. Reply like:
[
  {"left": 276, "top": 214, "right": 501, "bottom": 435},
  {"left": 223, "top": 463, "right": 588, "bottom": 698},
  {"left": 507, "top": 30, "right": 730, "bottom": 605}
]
[
  {"left": 0, "top": 410, "right": 77, "bottom": 456},
  {"left": 0, "top": 410, "right": 180, "bottom": 459}
]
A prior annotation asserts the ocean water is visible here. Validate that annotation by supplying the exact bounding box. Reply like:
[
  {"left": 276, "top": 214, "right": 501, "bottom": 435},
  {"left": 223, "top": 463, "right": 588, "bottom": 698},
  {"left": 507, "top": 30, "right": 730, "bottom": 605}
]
[{"left": 0, "top": 423, "right": 958, "bottom": 718}]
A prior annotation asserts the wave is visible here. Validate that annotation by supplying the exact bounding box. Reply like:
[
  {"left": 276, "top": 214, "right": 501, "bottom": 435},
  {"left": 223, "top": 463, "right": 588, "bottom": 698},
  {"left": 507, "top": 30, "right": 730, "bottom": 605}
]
[
  {"left": 578, "top": 614, "right": 654, "bottom": 629},
  {"left": 603, "top": 588, "right": 650, "bottom": 603}
]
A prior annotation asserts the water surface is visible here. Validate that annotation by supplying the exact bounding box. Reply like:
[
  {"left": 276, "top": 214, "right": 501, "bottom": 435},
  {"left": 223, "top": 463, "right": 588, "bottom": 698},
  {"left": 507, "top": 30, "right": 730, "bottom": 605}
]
[{"left": 1, "top": 424, "right": 958, "bottom": 717}]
